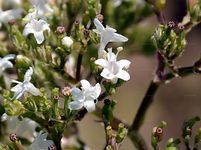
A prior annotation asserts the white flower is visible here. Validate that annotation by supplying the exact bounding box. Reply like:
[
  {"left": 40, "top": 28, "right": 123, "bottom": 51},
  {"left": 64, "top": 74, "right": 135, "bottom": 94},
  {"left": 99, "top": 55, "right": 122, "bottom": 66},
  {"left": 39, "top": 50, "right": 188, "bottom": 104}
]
[
  {"left": 1, "top": 113, "right": 38, "bottom": 141},
  {"left": 69, "top": 80, "right": 101, "bottom": 112},
  {"left": 0, "top": 54, "right": 15, "bottom": 76},
  {"left": 30, "top": 132, "right": 54, "bottom": 150},
  {"left": 11, "top": 67, "right": 42, "bottom": 100},
  {"left": 28, "top": 0, "right": 53, "bottom": 18},
  {"left": 95, "top": 47, "right": 131, "bottom": 83},
  {"left": 23, "top": 18, "right": 50, "bottom": 44},
  {"left": 93, "top": 18, "right": 128, "bottom": 56},
  {"left": 62, "top": 36, "right": 74, "bottom": 48},
  {"left": 0, "top": 9, "right": 23, "bottom": 28}
]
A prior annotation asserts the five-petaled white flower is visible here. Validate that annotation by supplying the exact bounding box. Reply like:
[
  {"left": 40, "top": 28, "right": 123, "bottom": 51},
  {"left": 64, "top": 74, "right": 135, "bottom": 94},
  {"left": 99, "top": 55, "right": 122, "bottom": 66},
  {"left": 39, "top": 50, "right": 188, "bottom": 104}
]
[
  {"left": 93, "top": 18, "right": 128, "bottom": 57},
  {"left": 95, "top": 47, "right": 131, "bottom": 83},
  {"left": 69, "top": 80, "right": 101, "bottom": 112},
  {"left": 11, "top": 67, "right": 42, "bottom": 100},
  {"left": 30, "top": 132, "right": 54, "bottom": 150},
  {"left": 0, "top": 54, "right": 15, "bottom": 76},
  {"left": 23, "top": 19, "right": 50, "bottom": 44}
]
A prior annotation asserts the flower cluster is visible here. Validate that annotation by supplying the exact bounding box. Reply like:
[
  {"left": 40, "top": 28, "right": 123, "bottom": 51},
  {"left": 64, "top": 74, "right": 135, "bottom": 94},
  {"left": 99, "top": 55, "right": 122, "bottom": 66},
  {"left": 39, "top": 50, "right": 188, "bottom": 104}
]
[{"left": 0, "top": 0, "right": 131, "bottom": 149}]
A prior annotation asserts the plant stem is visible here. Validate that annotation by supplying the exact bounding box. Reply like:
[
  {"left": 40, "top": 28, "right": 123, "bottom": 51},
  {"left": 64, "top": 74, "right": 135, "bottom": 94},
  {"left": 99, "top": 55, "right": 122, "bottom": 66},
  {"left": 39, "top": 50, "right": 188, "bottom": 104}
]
[
  {"left": 128, "top": 130, "right": 149, "bottom": 150},
  {"left": 129, "top": 64, "right": 200, "bottom": 132},
  {"left": 76, "top": 51, "right": 83, "bottom": 81}
]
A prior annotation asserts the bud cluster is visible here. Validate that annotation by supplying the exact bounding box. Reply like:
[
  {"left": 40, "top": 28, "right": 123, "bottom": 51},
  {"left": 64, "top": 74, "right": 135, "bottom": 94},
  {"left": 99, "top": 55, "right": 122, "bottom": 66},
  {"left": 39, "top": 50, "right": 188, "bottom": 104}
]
[
  {"left": 105, "top": 123, "right": 128, "bottom": 149},
  {"left": 151, "top": 121, "right": 167, "bottom": 149},
  {"left": 152, "top": 22, "right": 187, "bottom": 61}
]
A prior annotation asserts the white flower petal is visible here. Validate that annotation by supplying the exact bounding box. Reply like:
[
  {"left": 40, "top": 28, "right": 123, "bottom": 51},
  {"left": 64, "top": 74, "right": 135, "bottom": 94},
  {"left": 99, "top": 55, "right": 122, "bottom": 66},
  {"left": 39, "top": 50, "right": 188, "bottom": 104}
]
[
  {"left": 111, "top": 33, "right": 128, "bottom": 42},
  {"left": 116, "top": 70, "right": 130, "bottom": 81},
  {"left": 3, "top": 54, "right": 15, "bottom": 60},
  {"left": 26, "top": 82, "right": 41, "bottom": 96},
  {"left": 11, "top": 83, "right": 23, "bottom": 93},
  {"left": 94, "top": 83, "right": 101, "bottom": 98},
  {"left": 24, "top": 67, "right": 33, "bottom": 82},
  {"left": 71, "top": 87, "right": 85, "bottom": 102},
  {"left": 94, "top": 18, "right": 105, "bottom": 32},
  {"left": 80, "top": 80, "right": 91, "bottom": 90},
  {"left": 34, "top": 31, "right": 45, "bottom": 44},
  {"left": 13, "top": 88, "right": 26, "bottom": 100},
  {"left": 95, "top": 59, "right": 108, "bottom": 67},
  {"left": 116, "top": 59, "right": 131, "bottom": 69},
  {"left": 0, "top": 61, "right": 13, "bottom": 70},
  {"left": 83, "top": 101, "right": 96, "bottom": 112},
  {"left": 68, "top": 101, "right": 83, "bottom": 111},
  {"left": 30, "top": 132, "right": 53, "bottom": 150},
  {"left": 100, "top": 68, "right": 115, "bottom": 80}
]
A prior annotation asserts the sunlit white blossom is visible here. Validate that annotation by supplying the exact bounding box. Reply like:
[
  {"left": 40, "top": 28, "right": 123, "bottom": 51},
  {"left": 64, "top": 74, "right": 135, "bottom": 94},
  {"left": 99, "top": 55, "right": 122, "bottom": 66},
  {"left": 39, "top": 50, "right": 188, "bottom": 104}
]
[
  {"left": 95, "top": 47, "right": 131, "bottom": 83},
  {"left": 62, "top": 36, "right": 74, "bottom": 48},
  {"left": 23, "top": 19, "right": 50, "bottom": 44},
  {"left": 11, "top": 67, "right": 42, "bottom": 100},
  {"left": 30, "top": 132, "right": 54, "bottom": 150},
  {"left": 93, "top": 18, "right": 128, "bottom": 57},
  {"left": 0, "top": 9, "right": 23, "bottom": 28},
  {"left": 0, "top": 54, "right": 15, "bottom": 76},
  {"left": 69, "top": 80, "right": 101, "bottom": 112}
]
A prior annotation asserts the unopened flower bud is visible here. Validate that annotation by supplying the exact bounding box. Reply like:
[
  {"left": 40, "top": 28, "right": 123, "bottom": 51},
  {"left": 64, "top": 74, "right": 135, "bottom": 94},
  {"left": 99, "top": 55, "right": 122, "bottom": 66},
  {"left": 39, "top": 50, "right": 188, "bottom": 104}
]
[
  {"left": 96, "top": 14, "right": 104, "bottom": 23},
  {"left": 16, "top": 55, "right": 31, "bottom": 69},
  {"left": 48, "top": 145, "right": 57, "bottom": 150},
  {"left": 62, "top": 86, "right": 71, "bottom": 96},
  {"left": 62, "top": 36, "right": 73, "bottom": 48},
  {"left": 168, "top": 21, "right": 176, "bottom": 28},
  {"left": 106, "top": 126, "right": 113, "bottom": 137},
  {"left": 56, "top": 26, "right": 65, "bottom": 34},
  {"left": 9, "top": 133, "right": 18, "bottom": 142},
  {"left": 8, "top": 19, "right": 16, "bottom": 25}
]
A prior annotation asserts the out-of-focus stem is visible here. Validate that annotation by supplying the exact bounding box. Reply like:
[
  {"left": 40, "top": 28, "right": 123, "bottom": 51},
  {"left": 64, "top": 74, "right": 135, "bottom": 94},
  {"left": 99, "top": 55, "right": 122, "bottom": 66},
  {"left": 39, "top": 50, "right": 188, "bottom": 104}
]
[{"left": 76, "top": 51, "right": 83, "bottom": 81}]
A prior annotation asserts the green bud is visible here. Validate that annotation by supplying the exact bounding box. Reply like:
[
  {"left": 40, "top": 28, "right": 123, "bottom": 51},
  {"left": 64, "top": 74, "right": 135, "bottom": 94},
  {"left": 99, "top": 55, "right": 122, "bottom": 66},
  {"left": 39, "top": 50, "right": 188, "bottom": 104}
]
[
  {"left": 116, "top": 126, "right": 127, "bottom": 143},
  {"left": 16, "top": 55, "right": 32, "bottom": 69},
  {"left": 165, "top": 147, "right": 179, "bottom": 150},
  {"left": 106, "top": 126, "right": 113, "bottom": 138},
  {"left": 4, "top": 100, "right": 25, "bottom": 116},
  {"left": 106, "top": 145, "right": 113, "bottom": 150},
  {"left": 195, "top": 128, "right": 201, "bottom": 144}
]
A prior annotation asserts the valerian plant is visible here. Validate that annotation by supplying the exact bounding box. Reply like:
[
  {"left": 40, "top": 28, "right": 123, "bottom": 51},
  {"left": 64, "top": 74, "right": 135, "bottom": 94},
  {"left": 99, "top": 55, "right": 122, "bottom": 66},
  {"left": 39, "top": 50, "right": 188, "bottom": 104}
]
[{"left": 0, "top": 0, "right": 201, "bottom": 150}]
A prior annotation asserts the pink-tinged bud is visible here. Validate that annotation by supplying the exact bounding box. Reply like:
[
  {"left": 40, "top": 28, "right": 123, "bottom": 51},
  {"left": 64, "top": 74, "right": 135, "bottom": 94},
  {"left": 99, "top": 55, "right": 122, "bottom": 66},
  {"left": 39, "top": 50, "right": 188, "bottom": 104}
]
[
  {"left": 9, "top": 133, "right": 18, "bottom": 142},
  {"left": 56, "top": 26, "right": 65, "bottom": 34},
  {"left": 188, "top": 0, "right": 198, "bottom": 10},
  {"left": 48, "top": 145, "right": 57, "bottom": 150},
  {"left": 155, "top": 127, "right": 163, "bottom": 141},
  {"left": 8, "top": 19, "right": 16, "bottom": 25},
  {"left": 96, "top": 14, "right": 104, "bottom": 23},
  {"left": 168, "top": 21, "right": 176, "bottom": 28},
  {"left": 62, "top": 86, "right": 71, "bottom": 96}
]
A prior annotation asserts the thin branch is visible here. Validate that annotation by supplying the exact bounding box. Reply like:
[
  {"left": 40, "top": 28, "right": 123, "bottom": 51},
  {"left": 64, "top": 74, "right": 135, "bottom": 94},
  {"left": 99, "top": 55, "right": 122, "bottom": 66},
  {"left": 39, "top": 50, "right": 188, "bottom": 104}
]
[
  {"left": 76, "top": 51, "right": 83, "bottom": 81},
  {"left": 129, "top": 64, "right": 200, "bottom": 132}
]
